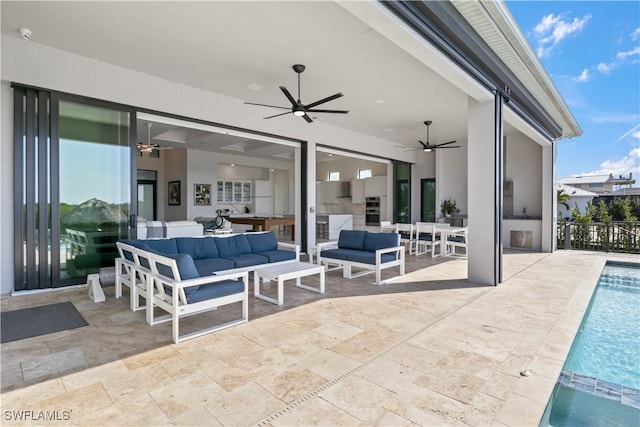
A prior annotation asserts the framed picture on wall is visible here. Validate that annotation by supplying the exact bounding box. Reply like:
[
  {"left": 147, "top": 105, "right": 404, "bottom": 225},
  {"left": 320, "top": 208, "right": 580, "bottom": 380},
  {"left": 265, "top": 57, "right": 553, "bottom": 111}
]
[
  {"left": 168, "top": 180, "right": 181, "bottom": 205},
  {"left": 194, "top": 183, "right": 211, "bottom": 206}
]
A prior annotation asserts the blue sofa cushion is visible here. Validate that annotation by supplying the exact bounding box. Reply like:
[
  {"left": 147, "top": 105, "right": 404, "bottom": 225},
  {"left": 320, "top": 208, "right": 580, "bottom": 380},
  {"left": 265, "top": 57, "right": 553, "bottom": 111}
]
[
  {"left": 448, "top": 235, "right": 466, "bottom": 243},
  {"left": 320, "top": 248, "right": 364, "bottom": 260},
  {"left": 337, "top": 230, "right": 367, "bottom": 251},
  {"left": 417, "top": 233, "right": 436, "bottom": 241},
  {"left": 193, "top": 258, "right": 235, "bottom": 277},
  {"left": 176, "top": 237, "right": 219, "bottom": 260},
  {"left": 257, "top": 250, "right": 296, "bottom": 263},
  {"left": 185, "top": 279, "right": 245, "bottom": 304},
  {"left": 224, "top": 253, "right": 269, "bottom": 269},
  {"left": 245, "top": 231, "right": 278, "bottom": 253},
  {"left": 363, "top": 232, "right": 399, "bottom": 252},
  {"left": 154, "top": 253, "right": 199, "bottom": 280},
  {"left": 142, "top": 238, "right": 178, "bottom": 255},
  {"left": 346, "top": 251, "right": 397, "bottom": 265},
  {"left": 215, "top": 235, "right": 252, "bottom": 258}
]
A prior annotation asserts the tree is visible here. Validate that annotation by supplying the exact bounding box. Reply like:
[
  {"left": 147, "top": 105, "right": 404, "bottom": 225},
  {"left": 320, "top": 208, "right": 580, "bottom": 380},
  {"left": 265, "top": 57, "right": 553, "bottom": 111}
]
[{"left": 557, "top": 188, "right": 570, "bottom": 214}]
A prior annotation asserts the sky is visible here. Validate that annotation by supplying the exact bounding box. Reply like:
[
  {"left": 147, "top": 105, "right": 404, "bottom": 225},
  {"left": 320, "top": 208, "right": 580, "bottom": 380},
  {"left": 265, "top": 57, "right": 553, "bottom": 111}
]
[{"left": 506, "top": 0, "right": 640, "bottom": 183}]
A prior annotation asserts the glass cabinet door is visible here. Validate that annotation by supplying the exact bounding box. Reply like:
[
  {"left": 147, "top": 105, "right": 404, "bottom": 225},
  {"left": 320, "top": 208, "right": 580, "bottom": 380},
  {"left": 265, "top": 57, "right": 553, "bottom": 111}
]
[
  {"left": 217, "top": 181, "right": 224, "bottom": 202},
  {"left": 242, "top": 182, "right": 251, "bottom": 202},
  {"left": 224, "top": 182, "right": 233, "bottom": 202},
  {"left": 233, "top": 182, "right": 242, "bottom": 202}
]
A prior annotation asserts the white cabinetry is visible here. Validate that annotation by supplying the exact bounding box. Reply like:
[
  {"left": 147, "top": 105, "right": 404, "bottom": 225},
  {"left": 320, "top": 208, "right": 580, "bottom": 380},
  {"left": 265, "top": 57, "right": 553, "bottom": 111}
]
[
  {"left": 217, "top": 180, "right": 251, "bottom": 203},
  {"left": 252, "top": 180, "right": 273, "bottom": 216},
  {"left": 364, "top": 175, "right": 387, "bottom": 197},
  {"left": 351, "top": 179, "right": 365, "bottom": 204}
]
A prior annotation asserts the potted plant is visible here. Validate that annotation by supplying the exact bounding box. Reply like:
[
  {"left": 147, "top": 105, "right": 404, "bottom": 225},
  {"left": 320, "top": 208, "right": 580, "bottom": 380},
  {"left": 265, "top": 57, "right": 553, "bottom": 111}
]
[{"left": 441, "top": 198, "right": 460, "bottom": 218}]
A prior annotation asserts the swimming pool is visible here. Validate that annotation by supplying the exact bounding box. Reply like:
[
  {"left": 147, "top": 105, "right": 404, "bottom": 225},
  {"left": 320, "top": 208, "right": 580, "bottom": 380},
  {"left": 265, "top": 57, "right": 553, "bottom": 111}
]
[{"left": 539, "top": 261, "right": 640, "bottom": 426}]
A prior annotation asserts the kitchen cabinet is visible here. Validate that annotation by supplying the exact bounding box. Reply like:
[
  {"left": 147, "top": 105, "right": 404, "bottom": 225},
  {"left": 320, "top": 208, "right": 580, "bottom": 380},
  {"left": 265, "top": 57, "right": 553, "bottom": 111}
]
[
  {"left": 217, "top": 180, "right": 251, "bottom": 203},
  {"left": 252, "top": 180, "right": 273, "bottom": 216},
  {"left": 351, "top": 179, "right": 365, "bottom": 204},
  {"left": 364, "top": 175, "right": 387, "bottom": 197}
]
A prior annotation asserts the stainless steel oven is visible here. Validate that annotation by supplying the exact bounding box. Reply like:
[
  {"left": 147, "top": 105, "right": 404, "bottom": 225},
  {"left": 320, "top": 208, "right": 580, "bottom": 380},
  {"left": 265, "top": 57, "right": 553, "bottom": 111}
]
[{"left": 365, "top": 196, "right": 380, "bottom": 226}]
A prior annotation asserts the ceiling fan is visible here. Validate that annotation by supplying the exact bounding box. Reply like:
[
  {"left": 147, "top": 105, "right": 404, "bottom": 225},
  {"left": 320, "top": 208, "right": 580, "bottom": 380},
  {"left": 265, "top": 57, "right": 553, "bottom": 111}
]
[
  {"left": 244, "top": 64, "right": 349, "bottom": 123},
  {"left": 137, "top": 122, "right": 173, "bottom": 153},
  {"left": 401, "top": 121, "right": 460, "bottom": 152}
]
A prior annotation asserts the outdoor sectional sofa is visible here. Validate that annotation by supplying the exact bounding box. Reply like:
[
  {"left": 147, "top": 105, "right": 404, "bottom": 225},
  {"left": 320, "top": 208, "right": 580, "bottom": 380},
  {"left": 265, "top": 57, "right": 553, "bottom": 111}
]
[
  {"left": 316, "top": 230, "right": 405, "bottom": 285},
  {"left": 115, "top": 231, "right": 299, "bottom": 342}
]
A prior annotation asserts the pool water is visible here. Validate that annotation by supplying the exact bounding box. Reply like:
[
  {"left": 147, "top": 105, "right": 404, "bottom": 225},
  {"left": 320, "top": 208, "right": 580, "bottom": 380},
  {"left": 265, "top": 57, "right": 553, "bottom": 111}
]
[{"left": 540, "top": 262, "right": 640, "bottom": 426}]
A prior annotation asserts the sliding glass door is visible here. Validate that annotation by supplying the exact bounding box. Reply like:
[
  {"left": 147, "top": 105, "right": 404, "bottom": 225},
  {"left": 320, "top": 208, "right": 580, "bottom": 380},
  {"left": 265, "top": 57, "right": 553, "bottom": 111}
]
[{"left": 14, "top": 87, "right": 134, "bottom": 290}]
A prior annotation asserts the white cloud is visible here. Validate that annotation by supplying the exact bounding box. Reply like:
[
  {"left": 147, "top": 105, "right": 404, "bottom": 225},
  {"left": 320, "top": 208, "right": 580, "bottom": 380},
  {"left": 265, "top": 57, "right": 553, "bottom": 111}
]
[
  {"left": 617, "top": 124, "right": 640, "bottom": 142},
  {"left": 533, "top": 13, "right": 591, "bottom": 57},
  {"left": 574, "top": 69, "right": 590, "bottom": 82},
  {"left": 632, "top": 28, "right": 640, "bottom": 41},
  {"left": 616, "top": 46, "right": 640, "bottom": 60},
  {"left": 584, "top": 147, "right": 640, "bottom": 177},
  {"left": 596, "top": 62, "right": 612, "bottom": 74},
  {"left": 592, "top": 113, "right": 639, "bottom": 124}
]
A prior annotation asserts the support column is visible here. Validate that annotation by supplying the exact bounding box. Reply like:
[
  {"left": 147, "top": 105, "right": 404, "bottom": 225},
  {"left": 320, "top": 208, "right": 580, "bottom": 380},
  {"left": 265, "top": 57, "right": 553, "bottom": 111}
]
[
  {"left": 467, "top": 96, "right": 504, "bottom": 285},
  {"left": 541, "top": 142, "right": 556, "bottom": 251},
  {"left": 306, "top": 141, "right": 317, "bottom": 254}
]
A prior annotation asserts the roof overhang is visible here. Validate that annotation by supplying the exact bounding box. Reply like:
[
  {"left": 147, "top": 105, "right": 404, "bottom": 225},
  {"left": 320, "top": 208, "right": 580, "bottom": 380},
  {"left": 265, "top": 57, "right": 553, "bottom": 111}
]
[{"left": 381, "top": 0, "right": 582, "bottom": 141}]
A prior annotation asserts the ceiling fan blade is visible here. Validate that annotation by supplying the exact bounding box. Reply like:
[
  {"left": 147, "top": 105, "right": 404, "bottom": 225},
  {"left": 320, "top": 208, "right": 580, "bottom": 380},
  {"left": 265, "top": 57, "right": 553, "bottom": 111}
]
[
  {"left": 279, "top": 86, "right": 298, "bottom": 106},
  {"left": 402, "top": 148, "right": 421, "bottom": 152},
  {"left": 263, "top": 111, "right": 291, "bottom": 119},
  {"left": 418, "top": 140, "right": 428, "bottom": 149},
  {"left": 305, "top": 109, "right": 349, "bottom": 114},
  {"left": 434, "top": 145, "right": 461, "bottom": 149},
  {"left": 305, "top": 92, "right": 343, "bottom": 109},
  {"left": 244, "top": 101, "right": 290, "bottom": 110},
  {"left": 302, "top": 113, "right": 313, "bottom": 123},
  {"left": 433, "top": 140, "right": 457, "bottom": 147}
]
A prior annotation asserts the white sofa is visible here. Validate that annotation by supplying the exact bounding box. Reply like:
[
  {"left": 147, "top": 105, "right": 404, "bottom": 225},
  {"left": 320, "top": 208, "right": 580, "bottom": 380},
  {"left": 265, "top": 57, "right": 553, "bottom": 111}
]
[{"left": 136, "top": 220, "right": 203, "bottom": 239}]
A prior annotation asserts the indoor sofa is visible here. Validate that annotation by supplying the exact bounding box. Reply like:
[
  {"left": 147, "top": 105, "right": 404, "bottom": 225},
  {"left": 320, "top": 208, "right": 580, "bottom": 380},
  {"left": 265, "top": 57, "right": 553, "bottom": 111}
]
[
  {"left": 115, "top": 231, "right": 299, "bottom": 342},
  {"left": 316, "top": 229, "right": 405, "bottom": 285}
]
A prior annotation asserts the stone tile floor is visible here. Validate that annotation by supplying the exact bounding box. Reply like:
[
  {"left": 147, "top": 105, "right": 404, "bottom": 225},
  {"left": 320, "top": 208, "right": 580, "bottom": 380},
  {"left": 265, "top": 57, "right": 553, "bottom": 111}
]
[{"left": 0, "top": 250, "right": 633, "bottom": 426}]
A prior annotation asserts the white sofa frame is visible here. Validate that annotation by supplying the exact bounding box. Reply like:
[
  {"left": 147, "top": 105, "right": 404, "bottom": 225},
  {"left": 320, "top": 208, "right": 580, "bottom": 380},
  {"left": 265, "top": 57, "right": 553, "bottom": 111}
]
[
  {"left": 315, "top": 241, "right": 405, "bottom": 286},
  {"left": 145, "top": 251, "right": 249, "bottom": 343}
]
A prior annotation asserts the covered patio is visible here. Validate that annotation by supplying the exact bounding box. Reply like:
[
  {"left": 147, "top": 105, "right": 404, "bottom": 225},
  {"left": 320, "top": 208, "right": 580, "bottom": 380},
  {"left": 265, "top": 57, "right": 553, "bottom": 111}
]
[{"left": 1, "top": 250, "right": 627, "bottom": 426}]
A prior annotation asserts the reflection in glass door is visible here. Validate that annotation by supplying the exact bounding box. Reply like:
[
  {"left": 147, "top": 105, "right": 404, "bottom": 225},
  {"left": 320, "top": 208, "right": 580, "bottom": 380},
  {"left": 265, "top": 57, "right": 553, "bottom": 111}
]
[
  {"left": 421, "top": 178, "right": 436, "bottom": 222},
  {"left": 58, "top": 100, "right": 131, "bottom": 283}
]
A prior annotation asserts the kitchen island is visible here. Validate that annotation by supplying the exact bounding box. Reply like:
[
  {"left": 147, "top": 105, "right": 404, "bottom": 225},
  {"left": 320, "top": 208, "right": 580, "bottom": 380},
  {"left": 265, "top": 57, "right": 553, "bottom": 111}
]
[
  {"left": 316, "top": 214, "right": 353, "bottom": 240},
  {"left": 227, "top": 216, "right": 296, "bottom": 240}
]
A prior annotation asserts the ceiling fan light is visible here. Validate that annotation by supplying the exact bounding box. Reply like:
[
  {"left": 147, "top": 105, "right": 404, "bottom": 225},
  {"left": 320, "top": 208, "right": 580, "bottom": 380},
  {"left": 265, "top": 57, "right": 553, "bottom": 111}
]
[{"left": 293, "top": 109, "right": 305, "bottom": 117}]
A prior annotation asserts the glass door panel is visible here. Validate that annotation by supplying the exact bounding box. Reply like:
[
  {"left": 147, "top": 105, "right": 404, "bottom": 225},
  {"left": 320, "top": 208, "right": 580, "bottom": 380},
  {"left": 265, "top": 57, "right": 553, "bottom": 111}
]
[
  {"left": 58, "top": 100, "right": 131, "bottom": 282},
  {"left": 421, "top": 178, "right": 436, "bottom": 222}
]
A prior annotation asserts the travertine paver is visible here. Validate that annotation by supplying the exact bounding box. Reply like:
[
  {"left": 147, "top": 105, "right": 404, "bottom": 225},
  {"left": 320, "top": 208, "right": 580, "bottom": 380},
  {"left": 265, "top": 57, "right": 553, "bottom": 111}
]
[{"left": 0, "top": 250, "right": 634, "bottom": 426}]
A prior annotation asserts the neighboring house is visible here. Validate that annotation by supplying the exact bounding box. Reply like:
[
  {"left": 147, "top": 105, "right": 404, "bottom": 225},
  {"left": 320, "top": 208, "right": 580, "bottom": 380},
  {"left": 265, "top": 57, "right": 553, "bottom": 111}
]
[
  {"left": 557, "top": 184, "right": 597, "bottom": 219},
  {"left": 0, "top": 1, "right": 581, "bottom": 291},
  {"left": 559, "top": 173, "right": 636, "bottom": 195}
]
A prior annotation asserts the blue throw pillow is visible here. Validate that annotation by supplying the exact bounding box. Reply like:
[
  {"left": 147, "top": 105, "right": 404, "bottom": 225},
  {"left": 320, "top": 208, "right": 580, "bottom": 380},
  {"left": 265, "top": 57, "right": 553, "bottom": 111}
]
[
  {"left": 245, "top": 231, "right": 278, "bottom": 253},
  {"left": 338, "top": 230, "right": 367, "bottom": 250},
  {"left": 155, "top": 253, "right": 200, "bottom": 281}
]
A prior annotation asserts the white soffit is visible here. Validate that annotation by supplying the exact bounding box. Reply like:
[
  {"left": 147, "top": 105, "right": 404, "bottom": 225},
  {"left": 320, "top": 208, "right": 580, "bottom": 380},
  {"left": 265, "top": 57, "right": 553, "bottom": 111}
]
[
  {"left": 451, "top": 0, "right": 581, "bottom": 139},
  {"left": 338, "top": 0, "right": 492, "bottom": 103}
]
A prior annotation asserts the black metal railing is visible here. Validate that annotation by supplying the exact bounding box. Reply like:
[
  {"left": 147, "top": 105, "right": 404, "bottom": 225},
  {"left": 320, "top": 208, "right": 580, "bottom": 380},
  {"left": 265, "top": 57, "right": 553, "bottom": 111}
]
[{"left": 557, "top": 221, "right": 640, "bottom": 254}]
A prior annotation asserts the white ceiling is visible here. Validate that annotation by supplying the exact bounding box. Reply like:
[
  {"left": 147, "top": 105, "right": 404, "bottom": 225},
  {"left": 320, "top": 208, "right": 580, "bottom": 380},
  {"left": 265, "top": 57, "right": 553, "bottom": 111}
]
[{"left": 2, "top": 1, "right": 479, "bottom": 159}]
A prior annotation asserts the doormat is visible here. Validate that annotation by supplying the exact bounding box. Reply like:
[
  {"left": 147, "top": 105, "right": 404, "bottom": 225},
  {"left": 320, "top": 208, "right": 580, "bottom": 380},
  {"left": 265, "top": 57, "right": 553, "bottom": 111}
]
[{"left": 1, "top": 301, "right": 88, "bottom": 343}]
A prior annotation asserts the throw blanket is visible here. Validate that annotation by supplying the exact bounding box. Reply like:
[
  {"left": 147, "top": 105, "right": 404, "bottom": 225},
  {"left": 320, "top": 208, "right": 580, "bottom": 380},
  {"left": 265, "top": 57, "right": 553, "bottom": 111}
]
[{"left": 146, "top": 221, "right": 168, "bottom": 238}]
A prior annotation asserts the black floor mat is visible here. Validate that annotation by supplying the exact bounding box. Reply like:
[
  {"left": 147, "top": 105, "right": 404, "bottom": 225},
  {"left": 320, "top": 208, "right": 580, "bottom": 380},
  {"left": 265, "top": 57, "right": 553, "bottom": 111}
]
[{"left": 1, "top": 301, "right": 88, "bottom": 343}]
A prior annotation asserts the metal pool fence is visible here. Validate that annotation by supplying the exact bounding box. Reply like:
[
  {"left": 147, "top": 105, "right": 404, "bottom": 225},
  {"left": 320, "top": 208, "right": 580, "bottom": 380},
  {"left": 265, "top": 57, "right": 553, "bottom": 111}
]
[{"left": 557, "top": 221, "right": 640, "bottom": 254}]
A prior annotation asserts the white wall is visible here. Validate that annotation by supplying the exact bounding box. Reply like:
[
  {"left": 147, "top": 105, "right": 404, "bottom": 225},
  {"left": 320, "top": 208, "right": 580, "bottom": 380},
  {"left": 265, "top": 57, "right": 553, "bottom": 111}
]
[
  {"left": 436, "top": 139, "right": 468, "bottom": 217},
  {"left": 505, "top": 134, "right": 542, "bottom": 217},
  {"left": 0, "top": 83, "right": 14, "bottom": 295},
  {"left": 316, "top": 158, "right": 387, "bottom": 182}
]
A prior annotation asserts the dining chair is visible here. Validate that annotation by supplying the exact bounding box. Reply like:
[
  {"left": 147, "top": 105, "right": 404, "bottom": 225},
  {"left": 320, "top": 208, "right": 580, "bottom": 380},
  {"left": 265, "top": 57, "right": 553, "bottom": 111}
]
[
  {"left": 445, "top": 226, "right": 468, "bottom": 258},
  {"left": 395, "top": 223, "right": 415, "bottom": 254},
  {"left": 415, "top": 222, "right": 441, "bottom": 258}
]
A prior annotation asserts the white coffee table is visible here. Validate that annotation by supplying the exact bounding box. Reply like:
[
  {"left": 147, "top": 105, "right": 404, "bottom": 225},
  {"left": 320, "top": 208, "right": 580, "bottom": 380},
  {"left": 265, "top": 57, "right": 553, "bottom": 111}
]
[{"left": 253, "top": 261, "right": 325, "bottom": 305}]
